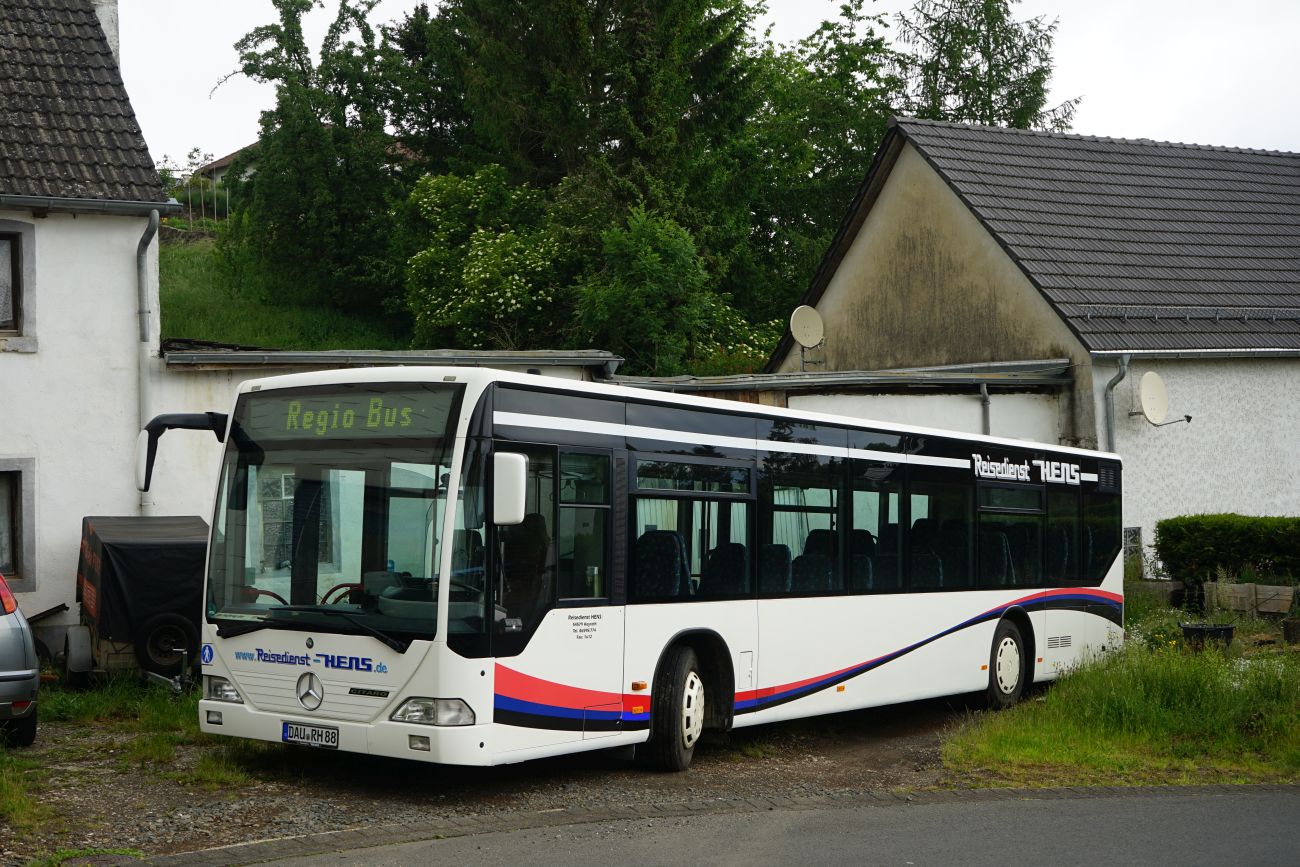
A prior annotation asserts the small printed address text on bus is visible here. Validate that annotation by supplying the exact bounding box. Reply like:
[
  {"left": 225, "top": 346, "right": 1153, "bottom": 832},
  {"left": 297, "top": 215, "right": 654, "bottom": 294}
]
[{"left": 568, "top": 612, "right": 601, "bottom": 640}]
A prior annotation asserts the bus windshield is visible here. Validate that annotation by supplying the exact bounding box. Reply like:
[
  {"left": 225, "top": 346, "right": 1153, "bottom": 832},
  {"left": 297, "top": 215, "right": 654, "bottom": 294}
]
[{"left": 205, "top": 383, "right": 468, "bottom": 643}]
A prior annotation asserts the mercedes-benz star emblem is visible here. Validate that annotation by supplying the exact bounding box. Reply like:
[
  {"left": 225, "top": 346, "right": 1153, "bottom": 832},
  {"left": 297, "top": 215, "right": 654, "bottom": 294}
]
[
  {"left": 296, "top": 672, "right": 324, "bottom": 711},
  {"left": 305, "top": 637, "right": 314, "bottom": 649}
]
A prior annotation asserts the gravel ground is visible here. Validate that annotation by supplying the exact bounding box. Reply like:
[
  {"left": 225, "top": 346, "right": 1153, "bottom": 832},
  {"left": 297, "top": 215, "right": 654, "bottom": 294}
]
[{"left": 1, "top": 696, "right": 968, "bottom": 863}]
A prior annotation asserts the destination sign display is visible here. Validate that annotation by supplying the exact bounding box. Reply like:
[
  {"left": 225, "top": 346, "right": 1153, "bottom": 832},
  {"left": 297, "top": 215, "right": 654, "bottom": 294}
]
[{"left": 240, "top": 386, "right": 458, "bottom": 440}]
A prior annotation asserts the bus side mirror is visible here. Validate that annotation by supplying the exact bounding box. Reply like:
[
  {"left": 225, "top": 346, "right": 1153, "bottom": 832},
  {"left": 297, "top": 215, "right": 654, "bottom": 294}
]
[
  {"left": 136, "top": 412, "right": 229, "bottom": 492},
  {"left": 135, "top": 429, "right": 153, "bottom": 492},
  {"left": 493, "top": 452, "right": 527, "bottom": 526}
]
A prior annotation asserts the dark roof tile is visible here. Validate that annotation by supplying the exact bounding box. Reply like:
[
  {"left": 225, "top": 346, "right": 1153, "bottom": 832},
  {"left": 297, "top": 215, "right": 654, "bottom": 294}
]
[
  {"left": 896, "top": 118, "right": 1300, "bottom": 352},
  {"left": 0, "top": 0, "right": 167, "bottom": 202}
]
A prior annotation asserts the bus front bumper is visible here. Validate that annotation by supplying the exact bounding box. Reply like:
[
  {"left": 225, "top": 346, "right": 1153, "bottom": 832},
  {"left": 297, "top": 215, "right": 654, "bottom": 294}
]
[{"left": 198, "top": 699, "right": 493, "bottom": 765}]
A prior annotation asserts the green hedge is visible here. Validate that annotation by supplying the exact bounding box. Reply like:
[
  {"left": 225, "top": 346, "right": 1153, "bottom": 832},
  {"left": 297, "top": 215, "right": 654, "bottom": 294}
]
[{"left": 1154, "top": 513, "right": 1300, "bottom": 584}]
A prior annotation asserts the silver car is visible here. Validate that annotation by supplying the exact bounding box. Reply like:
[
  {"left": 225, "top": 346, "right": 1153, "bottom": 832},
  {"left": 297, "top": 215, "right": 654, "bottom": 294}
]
[{"left": 0, "top": 572, "right": 38, "bottom": 746}]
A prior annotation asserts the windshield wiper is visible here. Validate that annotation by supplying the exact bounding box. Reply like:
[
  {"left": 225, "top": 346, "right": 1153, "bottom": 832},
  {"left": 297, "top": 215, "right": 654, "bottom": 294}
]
[
  {"left": 268, "top": 605, "right": 410, "bottom": 653},
  {"left": 215, "top": 620, "right": 285, "bottom": 638}
]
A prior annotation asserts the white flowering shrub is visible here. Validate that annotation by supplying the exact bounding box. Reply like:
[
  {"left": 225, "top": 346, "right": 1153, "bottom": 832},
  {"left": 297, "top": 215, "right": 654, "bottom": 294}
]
[{"left": 406, "top": 166, "right": 566, "bottom": 348}]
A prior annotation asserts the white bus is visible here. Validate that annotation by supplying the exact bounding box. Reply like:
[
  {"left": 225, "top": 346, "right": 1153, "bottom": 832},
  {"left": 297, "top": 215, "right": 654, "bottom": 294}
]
[{"left": 140, "top": 366, "right": 1123, "bottom": 771}]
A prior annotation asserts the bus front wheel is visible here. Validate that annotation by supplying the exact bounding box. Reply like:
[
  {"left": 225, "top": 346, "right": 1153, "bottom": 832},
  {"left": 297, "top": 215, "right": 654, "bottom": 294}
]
[
  {"left": 986, "top": 619, "right": 1026, "bottom": 709},
  {"left": 639, "top": 645, "right": 705, "bottom": 772}
]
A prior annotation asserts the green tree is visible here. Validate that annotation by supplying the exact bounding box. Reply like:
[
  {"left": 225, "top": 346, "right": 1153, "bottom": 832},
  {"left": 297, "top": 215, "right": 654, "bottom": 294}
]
[
  {"left": 378, "top": 3, "right": 474, "bottom": 177},
  {"left": 742, "top": 0, "right": 903, "bottom": 316},
  {"left": 223, "top": 0, "right": 405, "bottom": 314},
  {"left": 894, "top": 0, "right": 1079, "bottom": 130}
]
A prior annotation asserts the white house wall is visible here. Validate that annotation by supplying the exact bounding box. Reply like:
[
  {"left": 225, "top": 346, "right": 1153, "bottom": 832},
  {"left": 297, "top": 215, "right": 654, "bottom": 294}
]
[
  {"left": 788, "top": 392, "right": 1062, "bottom": 443},
  {"left": 1, "top": 210, "right": 156, "bottom": 623},
  {"left": 1093, "top": 356, "right": 1300, "bottom": 559}
]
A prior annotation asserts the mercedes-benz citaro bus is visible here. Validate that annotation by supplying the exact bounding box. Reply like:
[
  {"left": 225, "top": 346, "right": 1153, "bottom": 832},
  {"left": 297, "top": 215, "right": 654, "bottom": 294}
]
[{"left": 137, "top": 367, "right": 1123, "bottom": 771}]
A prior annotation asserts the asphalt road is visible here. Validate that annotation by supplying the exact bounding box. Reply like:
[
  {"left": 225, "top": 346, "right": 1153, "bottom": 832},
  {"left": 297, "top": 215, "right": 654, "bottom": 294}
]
[{"left": 264, "top": 789, "right": 1299, "bottom": 867}]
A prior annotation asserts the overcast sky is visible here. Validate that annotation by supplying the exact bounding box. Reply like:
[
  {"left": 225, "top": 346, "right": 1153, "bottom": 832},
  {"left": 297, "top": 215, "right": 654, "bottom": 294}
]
[{"left": 119, "top": 0, "right": 1300, "bottom": 168}]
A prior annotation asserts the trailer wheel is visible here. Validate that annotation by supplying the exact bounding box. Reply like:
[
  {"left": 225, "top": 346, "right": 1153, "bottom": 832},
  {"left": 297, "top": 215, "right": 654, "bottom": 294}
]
[
  {"left": 63, "top": 625, "right": 93, "bottom": 689},
  {"left": 638, "top": 645, "right": 705, "bottom": 772},
  {"left": 135, "top": 614, "right": 199, "bottom": 677}
]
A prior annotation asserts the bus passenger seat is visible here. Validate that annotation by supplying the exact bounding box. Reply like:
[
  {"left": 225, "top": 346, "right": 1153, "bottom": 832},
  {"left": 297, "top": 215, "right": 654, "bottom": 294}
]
[
  {"left": 980, "top": 531, "right": 1014, "bottom": 586},
  {"left": 759, "top": 544, "right": 792, "bottom": 594},
  {"left": 874, "top": 552, "right": 901, "bottom": 590},
  {"left": 633, "top": 530, "right": 690, "bottom": 598},
  {"left": 911, "top": 550, "right": 944, "bottom": 588},
  {"left": 791, "top": 553, "right": 833, "bottom": 593},
  {"left": 850, "top": 554, "right": 874, "bottom": 591},
  {"left": 699, "top": 543, "right": 748, "bottom": 597},
  {"left": 803, "top": 528, "right": 838, "bottom": 561},
  {"left": 849, "top": 528, "right": 876, "bottom": 559},
  {"left": 1047, "top": 525, "right": 1070, "bottom": 581}
]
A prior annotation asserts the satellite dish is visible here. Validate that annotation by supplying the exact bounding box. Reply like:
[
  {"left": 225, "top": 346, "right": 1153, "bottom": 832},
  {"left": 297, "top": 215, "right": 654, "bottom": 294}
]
[
  {"left": 790, "top": 305, "right": 824, "bottom": 349},
  {"left": 1138, "top": 371, "right": 1169, "bottom": 425}
]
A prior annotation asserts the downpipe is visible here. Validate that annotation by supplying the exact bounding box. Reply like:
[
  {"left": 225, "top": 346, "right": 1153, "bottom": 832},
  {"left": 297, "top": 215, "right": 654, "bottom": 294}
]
[
  {"left": 137, "top": 209, "right": 160, "bottom": 515},
  {"left": 1102, "top": 353, "right": 1130, "bottom": 453},
  {"left": 979, "top": 383, "right": 991, "bottom": 435}
]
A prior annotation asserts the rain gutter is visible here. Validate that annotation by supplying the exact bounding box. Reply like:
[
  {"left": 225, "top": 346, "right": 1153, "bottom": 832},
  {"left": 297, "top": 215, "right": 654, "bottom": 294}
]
[
  {"left": 1102, "top": 354, "right": 1130, "bottom": 453},
  {"left": 137, "top": 209, "right": 160, "bottom": 515},
  {"left": 0, "top": 194, "right": 181, "bottom": 217}
]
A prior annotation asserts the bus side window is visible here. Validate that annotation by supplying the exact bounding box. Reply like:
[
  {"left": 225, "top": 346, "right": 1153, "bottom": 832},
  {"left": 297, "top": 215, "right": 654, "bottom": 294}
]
[
  {"left": 1046, "top": 487, "right": 1079, "bottom": 585},
  {"left": 1082, "top": 491, "right": 1121, "bottom": 586},
  {"left": 849, "top": 460, "right": 902, "bottom": 594},
  {"left": 632, "top": 499, "right": 689, "bottom": 600},
  {"left": 762, "top": 454, "right": 841, "bottom": 597},
  {"left": 556, "top": 451, "right": 610, "bottom": 600},
  {"left": 630, "top": 458, "right": 752, "bottom": 602},
  {"left": 978, "top": 485, "right": 1044, "bottom": 589},
  {"left": 908, "top": 479, "right": 972, "bottom": 591},
  {"left": 494, "top": 444, "right": 557, "bottom": 656}
]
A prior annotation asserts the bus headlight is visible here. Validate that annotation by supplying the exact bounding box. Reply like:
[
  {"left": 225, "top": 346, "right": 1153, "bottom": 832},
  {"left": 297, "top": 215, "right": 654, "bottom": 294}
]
[
  {"left": 205, "top": 676, "right": 244, "bottom": 704},
  {"left": 390, "top": 697, "right": 475, "bottom": 726}
]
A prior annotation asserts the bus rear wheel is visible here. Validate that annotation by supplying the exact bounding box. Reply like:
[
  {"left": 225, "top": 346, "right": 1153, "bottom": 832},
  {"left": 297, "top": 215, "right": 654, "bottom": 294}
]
[
  {"left": 639, "top": 645, "right": 705, "bottom": 772},
  {"left": 986, "top": 620, "right": 1026, "bottom": 709}
]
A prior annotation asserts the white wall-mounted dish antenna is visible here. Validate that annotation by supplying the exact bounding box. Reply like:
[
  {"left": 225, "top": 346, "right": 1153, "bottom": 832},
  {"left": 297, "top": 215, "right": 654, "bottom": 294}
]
[
  {"left": 1131, "top": 370, "right": 1192, "bottom": 428},
  {"left": 790, "top": 305, "right": 825, "bottom": 372},
  {"left": 790, "top": 305, "right": 824, "bottom": 349},
  {"left": 1138, "top": 371, "right": 1168, "bottom": 424}
]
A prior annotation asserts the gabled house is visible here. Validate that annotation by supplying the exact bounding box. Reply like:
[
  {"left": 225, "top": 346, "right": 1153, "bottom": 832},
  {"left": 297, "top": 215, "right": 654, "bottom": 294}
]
[
  {"left": 1, "top": 0, "right": 178, "bottom": 622},
  {"left": 767, "top": 118, "right": 1300, "bottom": 556}
]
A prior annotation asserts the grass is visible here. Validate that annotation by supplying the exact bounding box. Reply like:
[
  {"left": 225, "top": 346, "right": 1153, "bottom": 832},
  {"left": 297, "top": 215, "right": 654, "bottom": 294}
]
[
  {"left": 0, "top": 747, "right": 52, "bottom": 831},
  {"left": 943, "top": 575, "right": 1300, "bottom": 787},
  {"left": 29, "top": 849, "right": 145, "bottom": 867},
  {"left": 171, "top": 748, "right": 256, "bottom": 789},
  {"left": 42, "top": 672, "right": 200, "bottom": 737},
  {"left": 159, "top": 239, "right": 409, "bottom": 350}
]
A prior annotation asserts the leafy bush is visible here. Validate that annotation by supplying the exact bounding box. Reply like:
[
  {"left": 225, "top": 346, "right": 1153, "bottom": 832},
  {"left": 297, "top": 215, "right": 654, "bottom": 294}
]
[{"left": 1154, "top": 514, "right": 1300, "bottom": 586}]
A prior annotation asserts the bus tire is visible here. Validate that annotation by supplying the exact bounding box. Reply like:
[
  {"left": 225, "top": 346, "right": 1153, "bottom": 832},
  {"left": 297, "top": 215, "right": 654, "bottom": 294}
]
[
  {"left": 639, "top": 645, "right": 705, "bottom": 772},
  {"left": 986, "top": 619, "right": 1026, "bottom": 709}
]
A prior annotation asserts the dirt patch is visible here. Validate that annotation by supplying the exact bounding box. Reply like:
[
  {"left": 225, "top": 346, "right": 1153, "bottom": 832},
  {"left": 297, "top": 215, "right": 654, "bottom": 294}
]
[{"left": 1, "top": 696, "right": 968, "bottom": 863}]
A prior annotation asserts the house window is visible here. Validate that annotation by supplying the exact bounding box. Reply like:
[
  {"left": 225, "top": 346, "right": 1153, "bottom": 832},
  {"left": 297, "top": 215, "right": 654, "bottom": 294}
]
[
  {"left": 0, "top": 471, "right": 22, "bottom": 579},
  {"left": 0, "top": 234, "right": 17, "bottom": 330},
  {"left": 0, "top": 459, "right": 36, "bottom": 587}
]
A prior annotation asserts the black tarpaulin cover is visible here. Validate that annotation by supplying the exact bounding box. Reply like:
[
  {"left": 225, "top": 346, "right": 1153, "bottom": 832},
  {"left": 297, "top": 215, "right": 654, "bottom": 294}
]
[{"left": 76, "top": 516, "right": 208, "bottom": 642}]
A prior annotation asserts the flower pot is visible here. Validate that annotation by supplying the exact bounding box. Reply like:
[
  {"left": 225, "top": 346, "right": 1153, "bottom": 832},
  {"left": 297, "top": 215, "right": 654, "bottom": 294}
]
[
  {"left": 1180, "top": 622, "right": 1235, "bottom": 650},
  {"left": 1283, "top": 618, "right": 1300, "bottom": 646}
]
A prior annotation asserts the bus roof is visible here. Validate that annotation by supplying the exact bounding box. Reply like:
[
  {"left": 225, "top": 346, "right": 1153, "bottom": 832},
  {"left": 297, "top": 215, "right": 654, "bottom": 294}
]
[{"left": 231, "top": 366, "right": 1120, "bottom": 463}]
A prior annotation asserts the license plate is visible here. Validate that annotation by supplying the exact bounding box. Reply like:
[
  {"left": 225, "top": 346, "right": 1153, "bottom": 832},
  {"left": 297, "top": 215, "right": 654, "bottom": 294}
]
[{"left": 281, "top": 721, "right": 339, "bottom": 749}]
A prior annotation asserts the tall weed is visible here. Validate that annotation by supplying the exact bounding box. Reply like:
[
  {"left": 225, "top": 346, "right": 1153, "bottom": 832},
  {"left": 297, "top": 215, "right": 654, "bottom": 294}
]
[{"left": 946, "top": 646, "right": 1300, "bottom": 784}]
